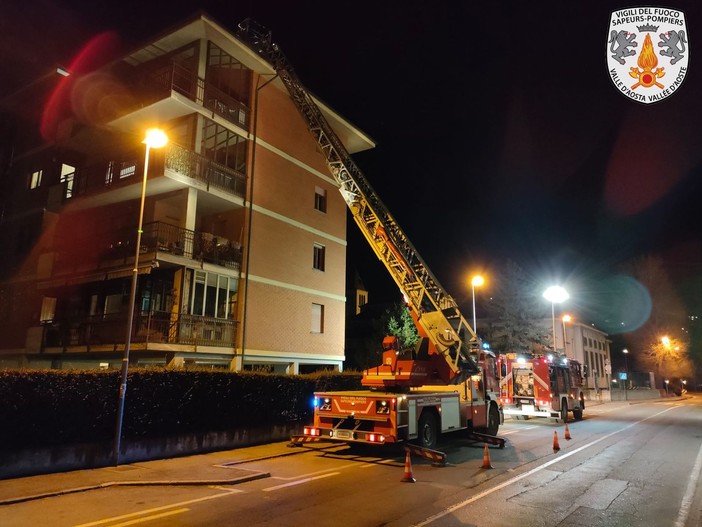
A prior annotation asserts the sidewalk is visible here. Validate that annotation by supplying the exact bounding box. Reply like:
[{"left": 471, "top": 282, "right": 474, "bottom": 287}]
[{"left": 0, "top": 440, "right": 304, "bottom": 506}]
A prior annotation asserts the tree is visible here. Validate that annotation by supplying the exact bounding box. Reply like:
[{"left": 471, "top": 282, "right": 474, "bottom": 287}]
[
  {"left": 642, "top": 335, "right": 693, "bottom": 382},
  {"left": 620, "top": 255, "right": 695, "bottom": 381},
  {"left": 344, "top": 301, "right": 419, "bottom": 370},
  {"left": 482, "top": 260, "right": 550, "bottom": 354},
  {"left": 385, "top": 302, "right": 419, "bottom": 351}
]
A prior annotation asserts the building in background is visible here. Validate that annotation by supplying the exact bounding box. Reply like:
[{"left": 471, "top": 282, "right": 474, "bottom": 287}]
[
  {"left": 559, "top": 319, "right": 612, "bottom": 396},
  {"left": 0, "top": 13, "right": 374, "bottom": 372}
]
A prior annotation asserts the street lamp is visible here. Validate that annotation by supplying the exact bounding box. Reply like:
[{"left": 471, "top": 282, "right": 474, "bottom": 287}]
[
  {"left": 623, "top": 348, "right": 629, "bottom": 400},
  {"left": 471, "top": 275, "right": 484, "bottom": 333},
  {"left": 543, "top": 285, "right": 569, "bottom": 354},
  {"left": 665, "top": 379, "right": 670, "bottom": 396},
  {"left": 114, "top": 128, "right": 168, "bottom": 465},
  {"left": 561, "top": 314, "right": 572, "bottom": 356}
]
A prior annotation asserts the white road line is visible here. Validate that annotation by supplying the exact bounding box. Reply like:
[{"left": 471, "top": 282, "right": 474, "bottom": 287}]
[
  {"left": 73, "top": 488, "right": 241, "bottom": 527},
  {"left": 413, "top": 406, "right": 678, "bottom": 527},
  {"left": 268, "top": 463, "right": 357, "bottom": 481},
  {"left": 499, "top": 426, "right": 538, "bottom": 435},
  {"left": 674, "top": 441, "right": 702, "bottom": 527},
  {"left": 262, "top": 472, "right": 339, "bottom": 492},
  {"left": 101, "top": 508, "right": 189, "bottom": 527}
]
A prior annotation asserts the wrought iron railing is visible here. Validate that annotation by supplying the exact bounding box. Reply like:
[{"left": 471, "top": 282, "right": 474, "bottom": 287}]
[
  {"left": 138, "top": 62, "right": 251, "bottom": 129},
  {"left": 165, "top": 143, "right": 247, "bottom": 196},
  {"left": 42, "top": 311, "right": 238, "bottom": 349},
  {"left": 102, "top": 221, "right": 243, "bottom": 270}
]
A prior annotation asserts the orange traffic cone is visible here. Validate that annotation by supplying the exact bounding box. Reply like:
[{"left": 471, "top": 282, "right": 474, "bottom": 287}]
[
  {"left": 481, "top": 443, "right": 493, "bottom": 469},
  {"left": 401, "top": 450, "right": 416, "bottom": 483},
  {"left": 564, "top": 423, "right": 572, "bottom": 441},
  {"left": 553, "top": 431, "right": 561, "bottom": 453}
]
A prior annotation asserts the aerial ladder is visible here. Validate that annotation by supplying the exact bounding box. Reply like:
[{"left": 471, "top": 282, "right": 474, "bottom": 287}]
[{"left": 237, "top": 20, "right": 482, "bottom": 390}]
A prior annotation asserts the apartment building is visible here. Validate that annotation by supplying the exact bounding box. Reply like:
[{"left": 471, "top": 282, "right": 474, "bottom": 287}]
[{"left": 0, "top": 14, "right": 374, "bottom": 372}]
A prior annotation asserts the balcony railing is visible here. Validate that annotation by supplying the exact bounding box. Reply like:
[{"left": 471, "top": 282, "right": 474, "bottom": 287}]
[
  {"left": 138, "top": 62, "right": 251, "bottom": 129},
  {"left": 165, "top": 143, "right": 247, "bottom": 197},
  {"left": 42, "top": 311, "right": 238, "bottom": 349},
  {"left": 103, "top": 221, "right": 243, "bottom": 270}
]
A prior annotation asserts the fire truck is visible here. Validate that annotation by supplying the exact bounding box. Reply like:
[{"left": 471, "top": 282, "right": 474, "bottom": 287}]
[
  {"left": 237, "top": 21, "right": 503, "bottom": 451},
  {"left": 498, "top": 353, "right": 585, "bottom": 422}
]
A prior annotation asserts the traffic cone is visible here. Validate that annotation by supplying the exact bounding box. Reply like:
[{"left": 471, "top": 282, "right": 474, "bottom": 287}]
[
  {"left": 564, "top": 423, "right": 572, "bottom": 441},
  {"left": 401, "top": 450, "right": 416, "bottom": 483},
  {"left": 553, "top": 431, "right": 561, "bottom": 453},
  {"left": 481, "top": 443, "right": 493, "bottom": 469}
]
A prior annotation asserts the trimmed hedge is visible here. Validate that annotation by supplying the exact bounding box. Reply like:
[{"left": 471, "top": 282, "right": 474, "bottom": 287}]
[{"left": 0, "top": 369, "right": 362, "bottom": 451}]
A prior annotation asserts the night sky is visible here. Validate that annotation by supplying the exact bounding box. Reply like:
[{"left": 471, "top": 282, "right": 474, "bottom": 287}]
[{"left": 3, "top": 1, "right": 702, "bottom": 335}]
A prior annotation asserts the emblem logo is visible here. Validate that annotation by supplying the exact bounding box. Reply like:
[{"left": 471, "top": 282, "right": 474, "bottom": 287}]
[{"left": 607, "top": 7, "right": 689, "bottom": 103}]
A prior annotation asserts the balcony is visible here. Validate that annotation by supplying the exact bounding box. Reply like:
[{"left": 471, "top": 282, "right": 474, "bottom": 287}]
[
  {"left": 113, "top": 62, "right": 251, "bottom": 131},
  {"left": 165, "top": 143, "right": 247, "bottom": 197},
  {"left": 42, "top": 311, "right": 238, "bottom": 350},
  {"left": 103, "top": 222, "right": 243, "bottom": 270}
]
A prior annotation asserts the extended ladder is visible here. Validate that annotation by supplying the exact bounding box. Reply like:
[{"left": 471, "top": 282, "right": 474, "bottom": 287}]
[{"left": 237, "top": 20, "right": 480, "bottom": 382}]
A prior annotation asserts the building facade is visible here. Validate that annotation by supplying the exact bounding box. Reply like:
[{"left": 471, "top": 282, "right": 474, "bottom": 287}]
[
  {"left": 558, "top": 319, "right": 612, "bottom": 395},
  {"left": 0, "top": 14, "right": 374, "bottom": 372}
]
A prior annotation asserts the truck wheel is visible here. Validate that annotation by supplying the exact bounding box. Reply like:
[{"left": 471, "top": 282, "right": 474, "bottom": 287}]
[
  {"left": 485, "top": 403, "right": 500, "bottom": 436},
  {"left": 417, "top": 410, "right": 438, "bottom": 449},
  {"left": 572, "top": 407, "right": 583, "bottom": 420},
  {"left": 560, "top": 399, "right": 568, "bottom": 423}
]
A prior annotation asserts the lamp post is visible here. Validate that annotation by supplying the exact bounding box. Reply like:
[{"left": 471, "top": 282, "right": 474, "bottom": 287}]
[
  {"left": 543, "top": 285, "right": 569, "bottom": 354},
  {"left": 665, "top": 379, "right": 670, "bottom": 396},
  {"left": 114, "top": 128, "right": 168, "bottom": 465},
  {"left": 622, "top": 348, "right": 629, "bottom": 400},
  {"left": 471, "top": 275, "right": 484, "bottom": 333},
  {"left": 561, "top": 314, "right": 572, "bottom": 356}
]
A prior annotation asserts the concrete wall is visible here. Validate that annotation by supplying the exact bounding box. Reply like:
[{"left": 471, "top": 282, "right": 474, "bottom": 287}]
[{"left": 0, "top": 424, "right": 301, "bottom": 480}]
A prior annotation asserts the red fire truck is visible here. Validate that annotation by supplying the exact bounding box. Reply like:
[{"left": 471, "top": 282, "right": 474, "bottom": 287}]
[
  {"left": 498, "top": 353, "right": 585, "bottom": 422},
  {"left": 237, "top": 21, "right": 504, "bottom": 452}
]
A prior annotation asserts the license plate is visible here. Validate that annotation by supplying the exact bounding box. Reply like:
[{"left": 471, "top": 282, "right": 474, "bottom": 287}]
[
  {"left": 521, "top": 405, "right": 534, "bottom": 413},
  {"left": 334, "top": 430, "right": 353, "bottom": 439}
]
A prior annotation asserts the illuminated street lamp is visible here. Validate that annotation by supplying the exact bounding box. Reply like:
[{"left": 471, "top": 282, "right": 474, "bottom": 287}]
[
  {"left": 114, "top": 128, "right": 168, "bottom": 465},
  {"left": 471, "top": 275, "right": 484, "bottom": 333},
  {"left": 562, "top": 314, "right": 572, "bottom": 356},
  {"left": 665, "top": 379, "right": 670, "bottom": 396},
  {"left": 543, "top": 286, "right": 569, "bottom": 353}
]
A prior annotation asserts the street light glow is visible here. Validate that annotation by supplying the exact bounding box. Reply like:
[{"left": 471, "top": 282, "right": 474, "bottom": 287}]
[
  {"left": 144, "top": 128, "right": 168, "bottom": 149},
  {"left": 470, "top": 274, "right": 484, "bottom": 334},
  {"left": 543, "top": 285, "right": 569, "bottom": 303},
  {"left": 471, "top": 275, "right": 484, "bottom": 287}
]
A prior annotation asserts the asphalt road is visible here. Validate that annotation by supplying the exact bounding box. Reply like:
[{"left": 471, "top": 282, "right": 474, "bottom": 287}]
[{"left": 2, "top": 396, "right": 700, "bottom": 527}]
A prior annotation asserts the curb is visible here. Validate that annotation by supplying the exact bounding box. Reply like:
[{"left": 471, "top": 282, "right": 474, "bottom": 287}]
[{"left": 0, "top": 471, "right": 270, "bottom": 506}]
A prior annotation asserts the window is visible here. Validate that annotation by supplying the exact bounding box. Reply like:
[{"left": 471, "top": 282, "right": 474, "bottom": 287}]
[
  {"left": 314, "top": 186, "right": 327, "bottom": 213},
  {"left": 29, "top": 170, "right": 42, "bottom": 189},
  {"left": 119, "top": 161, "right": 137, "bottom": 179},
  {"left": 313, "top": 244, "right": 326, "bottom": 271},
  {"left": 311, "top": 303, "right": 324, "bottom": 333},
  {"left": 60, "top": 163, "right": 75, "bottom": 199},
  {"left": 190, "top": 270, "right": 238, "bottom": 319},
  {"left": 39, "top": 297, "right": 56, "bottom": 322}
]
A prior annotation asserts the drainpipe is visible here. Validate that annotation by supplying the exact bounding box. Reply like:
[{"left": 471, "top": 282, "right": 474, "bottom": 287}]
[{"left": 239, "top": 72, "right": 277, "bottom": 369}]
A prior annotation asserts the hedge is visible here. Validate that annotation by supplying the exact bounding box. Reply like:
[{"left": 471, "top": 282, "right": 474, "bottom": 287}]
[{"left": 0, "top": 369, "right": 363, "bottom": 450}]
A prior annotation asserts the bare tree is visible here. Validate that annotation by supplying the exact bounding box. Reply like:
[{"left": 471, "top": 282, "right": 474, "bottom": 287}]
[
  {"left": 483, "top": 259, "right": 550, "bottom": 354},
  {"left": 622, "top": 255, "right": 694, "bottom": 380}
]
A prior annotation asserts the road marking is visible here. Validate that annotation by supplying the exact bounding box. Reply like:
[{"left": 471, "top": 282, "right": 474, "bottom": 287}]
[
  {"left": 674, "top": 441, "right": 702, "bottom": 527},
  {"left": 499, "top": 426, "right": 538, "bottom": 435},
  {"left": 263, "top": 471, "right": 339, "bottom": 492},
  {"left": 73, "top": 489, "right": 241, "bottom": 527},
  {"left": 95, "top": 508, "right": 189, "bottom": 527},
  {"left": 413, "top": 406, "right": 678, "bottom": 526}
]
